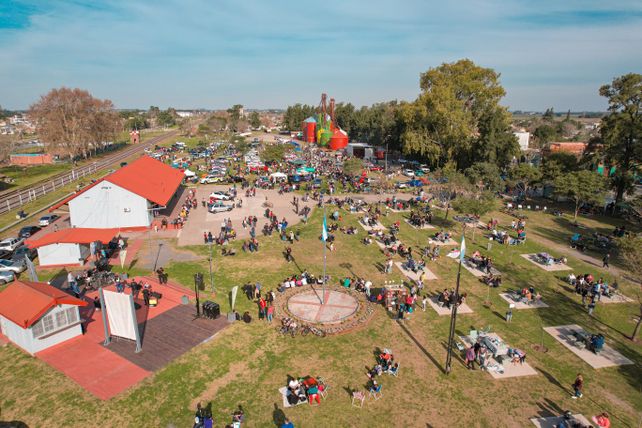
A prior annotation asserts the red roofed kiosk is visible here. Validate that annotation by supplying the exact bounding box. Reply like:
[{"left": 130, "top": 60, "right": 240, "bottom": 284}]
[
  {"left": 0, "top": 281, "right": 87, "bottom": 355},
  {"left": 25, "top": 228, "right": 118, "bottom": 267},
  {"left": 50, "top": 156, "right": 184, "bottom": 229}
]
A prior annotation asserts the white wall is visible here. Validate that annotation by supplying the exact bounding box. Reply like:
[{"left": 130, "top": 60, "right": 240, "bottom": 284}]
[
  {"left": 37, "top": 243, "right": 83, "bottom": 266},
  {"left": 514, "top": 132, "right": 530, "bottom": 151},
  {"left": 0, "top": 305, "right": 82, "bottom": 355},
  {"left": 69, "top": 181, "right": 151, "bottom": 228}
]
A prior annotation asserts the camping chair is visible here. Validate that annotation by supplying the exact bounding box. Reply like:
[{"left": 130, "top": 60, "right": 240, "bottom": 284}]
[
  {"left": 319, "top": 383, "right": 330, "bottom": 399},
  {"left": 351, "top": 391, "right": 366, "bottom": 408},
  {"left": 369, "top": 384, "right": 383, "bottom": 400}
]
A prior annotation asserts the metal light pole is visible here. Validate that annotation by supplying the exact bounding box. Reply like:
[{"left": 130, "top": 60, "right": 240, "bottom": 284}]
[{"left": 445, "top": 224, "right": 466, "bottom": 374}]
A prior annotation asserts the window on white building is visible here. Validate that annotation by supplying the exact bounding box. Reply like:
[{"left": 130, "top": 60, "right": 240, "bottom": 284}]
[{"left": 31, "top": 307, "right": 79, "bottom": 339}]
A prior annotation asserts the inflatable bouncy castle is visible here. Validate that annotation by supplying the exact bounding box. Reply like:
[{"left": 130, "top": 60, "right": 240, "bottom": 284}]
[{"left": 301, "top": 93, "right": 349, "bottom": 151}]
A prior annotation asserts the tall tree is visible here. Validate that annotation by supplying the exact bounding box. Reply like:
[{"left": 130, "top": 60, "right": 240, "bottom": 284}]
[
  {"left": 29, "top": 87, "right": 119, "bottom": 160},
  {"left": 451, "top": 192, "right": 497, "bottom": 241},
  {"left": 227, "top": 104, "right": 244, "bottom": 131},
  {"left": 554, "top": 170, "right": 607, "bottom": 221},
  {"left": 598, "top": 73, "right": 642, "bottom": 206},
  {"left": 157, "top": 109, "right": 176, "bottom": 127},
  {"left": 283, "top": 104, "right": 316, "bottom": 131},
  {"left": 508, "top": 163, "right": 541, "bottom": 194},
  {"left": 249, "top": 111, "right": 261, "bottom": 129},
  {"left": 432, "top": 167, "right": 471, "bottom": 219},
  {"left": 399, "top": 59, "right": 511, "bottom": 169},
  {"left": 464, "top": 162, "right": 502, "bottom": 192}
]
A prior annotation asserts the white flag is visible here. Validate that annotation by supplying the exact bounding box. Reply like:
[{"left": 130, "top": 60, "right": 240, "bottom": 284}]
[{"left": 459, "top": 235, "right": 466, "bottom": 262}]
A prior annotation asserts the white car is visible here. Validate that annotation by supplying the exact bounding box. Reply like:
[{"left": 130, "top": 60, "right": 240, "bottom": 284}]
[
  {"left": 39, "top": 214, "right": 59, "bottom": 226},
  {"left": 0, "top": 259, "right": 26, "bottom": 273},
  {"left": 209, "top": 192, "right": 232, "bottom": 201},
  {"left": 200, "top": 175, "right": 224, "bottom": 184},
  {"left": 0, "top": 271, "right": 15, "bottom": 285},
  {"left": 209, "top": 201, "right": 234, "bottom": 213},
  {"left": 403, "top": 169, "right": 415, "bottom": 177},
  {"left": 0, "top": 237, "right": 25, "bottom": 252}
]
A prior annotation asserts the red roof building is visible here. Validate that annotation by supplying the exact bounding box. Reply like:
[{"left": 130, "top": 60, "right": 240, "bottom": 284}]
[
  {"left": 51, "top": 156, "right": 184, "bottom": 211},
  {"left": 545, "top": 142, "right": 587, "bottom": 157},
  {"left": 50, "top": 156, "right": 184, "bottom": 230},
  {"left": 25, "top": 228, "right": 118, "bottom": 249},
  {"left": 0, "top": 281, "right": 87, "bottom": 354}
]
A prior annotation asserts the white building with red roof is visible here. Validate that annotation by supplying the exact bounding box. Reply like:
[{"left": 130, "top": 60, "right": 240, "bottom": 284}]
[
  {"left": 25, "top": 228, "right": 118, "bottom": 267},
  {"left": 0, "top": 281, "right": 87, "bottom": 354},
  {"left": 50, "top": 156, "right": 184, "bottom": 230}
]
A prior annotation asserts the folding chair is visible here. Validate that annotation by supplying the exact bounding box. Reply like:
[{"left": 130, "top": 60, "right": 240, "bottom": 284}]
[
  {"left": 351, "top": 391, "right": 365, "bottom": 408},
  {"left": 319, "top": 383, "right": 330, "bottom": 399},
  {"left": 369, "top": 385, "right": 383, "bottom": 400}
]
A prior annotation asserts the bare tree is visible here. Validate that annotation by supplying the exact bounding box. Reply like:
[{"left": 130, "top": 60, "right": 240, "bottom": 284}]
[{"left": 29, "top": 87, "right": 120, "bottom": 160}]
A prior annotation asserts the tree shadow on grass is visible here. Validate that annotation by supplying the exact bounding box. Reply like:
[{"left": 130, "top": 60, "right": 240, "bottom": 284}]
[{"left": 395, "top": 320, "right": 445, "bottom": 373}]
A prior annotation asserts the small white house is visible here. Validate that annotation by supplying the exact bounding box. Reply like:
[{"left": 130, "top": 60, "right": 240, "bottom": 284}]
[
  {"left": 50, "top": 156, "right": 184, "bottom": 230},
  {"left": 26, "top": 228, "right": 118, "bottom": 267},
  {"left": 346, "top": 142, "right": 375, "bottom": 161},
  {"left": 0, "top": 281, "right": 87, "bottom": 355}
]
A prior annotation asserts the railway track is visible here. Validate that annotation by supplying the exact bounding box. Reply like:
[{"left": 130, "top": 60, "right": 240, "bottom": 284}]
[{"left": 0, "top": 129, "right": 179, "bottom": 216}]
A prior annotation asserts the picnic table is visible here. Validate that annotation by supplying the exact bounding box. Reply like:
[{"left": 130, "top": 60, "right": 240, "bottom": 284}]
[{"left": 481, "top": 333, "right": 508, "bottom": 357}]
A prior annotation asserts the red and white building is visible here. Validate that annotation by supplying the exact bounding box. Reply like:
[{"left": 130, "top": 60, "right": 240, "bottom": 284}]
[
  {"left": 50, "top": 156, "right": 184, "bottom": 230},
  {"left": 25, "top": 228, "right": 118, "bottom": 267},
  {"left": 0, "top": 281, "right": 87, "bottom": 355}
]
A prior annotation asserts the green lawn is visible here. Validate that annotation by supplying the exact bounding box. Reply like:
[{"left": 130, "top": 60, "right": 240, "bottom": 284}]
[{"left": 0, "top": 203, "right": 640, "bottom": 427}]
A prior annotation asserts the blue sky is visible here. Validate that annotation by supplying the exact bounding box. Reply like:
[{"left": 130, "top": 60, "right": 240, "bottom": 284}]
[{"left": 1, "top": 0, "right": 641, "bottom": 111}]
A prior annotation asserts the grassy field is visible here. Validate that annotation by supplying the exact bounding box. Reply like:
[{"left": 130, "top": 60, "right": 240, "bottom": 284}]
[
  {"left": 0, "top": 129, "right": 170, "bottom": 193},
  {"left": 0, "top": 200, "right": 640, "bottom": 427}
]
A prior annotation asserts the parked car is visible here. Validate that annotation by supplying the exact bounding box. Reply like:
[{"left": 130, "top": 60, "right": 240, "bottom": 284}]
[
  {"left": 0, "top": 271, "right": 15, "bottom": 285},
  {"left": 39, "top": 214, "right": 59, "bottom": 226},
  {"left": 0, "top": 237, "right": 25, "bottom": 252},
  {"left": 11, "top": 245, "right": 37, "bottom": 262},
  {"left": 0, "top": 259, "right": 26, "bottom": 273},
  {"left": 200, "top": 175, "right": 224, "bottom": 184},
  {"left": 18, "top": 225, "right": 41, "bottom": 239},
  {"left": 209, "top": 192, "right": 232, "bottom": 201},
  {"left": 209, "top": 201, "right": 234, "bottom": 213},
  {"left": 403, "top": 169, "right": 415, "bottom": 177},
  {"left": 0, "top": 250, "right": 12, "bottom": 260}
]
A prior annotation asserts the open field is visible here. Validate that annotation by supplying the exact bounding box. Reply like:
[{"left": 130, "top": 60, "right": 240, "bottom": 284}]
[
  {"left": 1, "top": 198, "right": 640, "bottom": 427},
  {"left": 0, "top": 128, "right": 171, "bottom": 192}
]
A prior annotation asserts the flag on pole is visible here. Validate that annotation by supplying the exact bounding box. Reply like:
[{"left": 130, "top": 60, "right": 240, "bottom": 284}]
[
  {"left": 322, "top": 215, "right": 328, "bottom": 242},
  {"left": 459, "top": 235, "right": 466, "bottom": 262}
]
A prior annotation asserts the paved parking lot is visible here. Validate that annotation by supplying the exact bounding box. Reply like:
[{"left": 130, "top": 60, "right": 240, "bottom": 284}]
[{"left": 177, "top": 185, "right": 317, "bottom": 246}]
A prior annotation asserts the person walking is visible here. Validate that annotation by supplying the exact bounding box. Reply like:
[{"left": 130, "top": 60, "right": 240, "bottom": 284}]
[
  {"left": 506, "top": 306, "right": 513, "bottom": 322},
  {"left": 572, "top": 373, "right": 584, "bottom": 399},
  {"left": 602, "top": 253, "right": 610, "bottom": 269},
  {"left": 465, "top": 346, "right": 476, "bottom": 370},
  {"left": 422, "top": 295, "right": 429, "bottom": 312}
]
